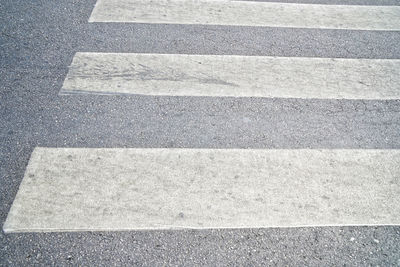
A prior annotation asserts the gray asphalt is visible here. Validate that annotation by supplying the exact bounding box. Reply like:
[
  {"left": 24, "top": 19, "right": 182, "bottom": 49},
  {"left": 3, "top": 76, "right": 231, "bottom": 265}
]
[{"left": 1, "top": 0, "right": 400, "bottom": 265}]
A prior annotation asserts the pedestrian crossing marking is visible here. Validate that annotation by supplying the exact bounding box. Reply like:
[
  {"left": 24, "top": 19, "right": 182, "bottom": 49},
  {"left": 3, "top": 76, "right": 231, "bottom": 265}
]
[
  {"left": 61, "top": 53, "right": 400, "bottom": 99},
  {"left": 4, "top": 148, "right": 400, "bottom": 233},
  {"left": 89, "top": 0, "right": 400, "bottom": 31}
]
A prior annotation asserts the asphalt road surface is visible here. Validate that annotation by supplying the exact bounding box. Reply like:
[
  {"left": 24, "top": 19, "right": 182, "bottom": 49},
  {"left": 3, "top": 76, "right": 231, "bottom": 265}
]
[{"left": 1, "top": 0, "right": 400, "bottom": 265}]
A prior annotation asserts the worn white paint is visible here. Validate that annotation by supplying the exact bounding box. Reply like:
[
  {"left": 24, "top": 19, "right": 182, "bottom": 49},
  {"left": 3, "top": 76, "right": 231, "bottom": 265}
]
[
  {"left": 61, "top": 53, "right": 400, "bottom": 99},
  {"left": 4, "top": 148, "right": 400, "bottom": 233},
  {"left": 88, "top": 0, "right": 400, "bottom": 31}
]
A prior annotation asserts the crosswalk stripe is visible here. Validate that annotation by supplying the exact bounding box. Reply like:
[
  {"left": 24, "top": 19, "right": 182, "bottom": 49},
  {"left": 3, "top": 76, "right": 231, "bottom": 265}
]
[
  {"left": 88, "top": 0, "right": 400, "bottom": 31},
  {"left": 3, "top": 148, "right": 400, "bottom": 233},
  {"left": 61, "top": 53, "right": 400, "bottom": 99}
]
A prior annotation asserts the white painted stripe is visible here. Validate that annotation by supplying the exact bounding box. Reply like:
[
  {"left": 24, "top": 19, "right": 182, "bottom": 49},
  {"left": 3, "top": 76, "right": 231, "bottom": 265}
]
[
  {"left": 61, "top": 53, "right": 400, "bottom": 100},
  {"left": 4, "top": 148, "right": 400, "bottom": 232},
  {"left": 88, "top": 0, "right": 400, "bottom": 31}
]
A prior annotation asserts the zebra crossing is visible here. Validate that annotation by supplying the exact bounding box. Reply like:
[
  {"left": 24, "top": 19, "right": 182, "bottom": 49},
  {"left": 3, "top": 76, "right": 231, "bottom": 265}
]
[
  {"left": 3, "top": 0, "right": 400, "bottom": 233},
  {"left": 90, "top": 0, "right": 400, "bottom": 30},
  {"left": 4, "top": 148, "right": 400, "bottom": 232},
  {"left": 61, "top": 53, "right": 400, "bottom": 99}
]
